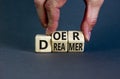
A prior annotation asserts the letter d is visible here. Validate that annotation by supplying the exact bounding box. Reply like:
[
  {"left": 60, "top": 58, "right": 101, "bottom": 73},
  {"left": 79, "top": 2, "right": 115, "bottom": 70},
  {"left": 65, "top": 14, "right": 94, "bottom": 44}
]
[{"left": 40, "top": 40, "right": 48, "bottom": 49}]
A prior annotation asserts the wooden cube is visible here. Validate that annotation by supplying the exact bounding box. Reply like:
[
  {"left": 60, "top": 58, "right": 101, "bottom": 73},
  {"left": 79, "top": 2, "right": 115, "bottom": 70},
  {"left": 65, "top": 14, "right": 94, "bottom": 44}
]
[
  {"left": 51, "top": 31, "right": 68, "bottom": 52},
  {"left": 68, "top": 31, "right": 84, "bottom": 52},
  {"left": 35, "top": 34, "right": 51, "bottom": 52}
]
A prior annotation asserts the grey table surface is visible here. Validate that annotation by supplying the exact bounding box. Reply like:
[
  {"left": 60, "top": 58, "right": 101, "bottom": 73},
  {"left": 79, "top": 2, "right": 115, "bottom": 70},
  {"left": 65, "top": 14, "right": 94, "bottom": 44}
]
[{"left": 0, "top": 0, "right": 120, "bottom": 79}]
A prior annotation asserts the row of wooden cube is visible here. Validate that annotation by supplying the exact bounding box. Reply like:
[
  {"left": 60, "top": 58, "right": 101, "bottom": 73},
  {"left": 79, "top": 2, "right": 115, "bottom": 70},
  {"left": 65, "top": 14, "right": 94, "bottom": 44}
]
[{"left": 35, "top": 31, "right": 85, "bottom": 53}]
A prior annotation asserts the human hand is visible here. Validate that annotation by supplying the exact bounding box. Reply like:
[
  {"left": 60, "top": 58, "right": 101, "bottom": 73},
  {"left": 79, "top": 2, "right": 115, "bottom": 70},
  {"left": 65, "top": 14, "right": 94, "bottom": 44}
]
[
  {"left": 81, "top": 0, "right": 104, "bottom": 41},
  {"left": 34, "top": 0, "right": 104, "bottom": 41}
]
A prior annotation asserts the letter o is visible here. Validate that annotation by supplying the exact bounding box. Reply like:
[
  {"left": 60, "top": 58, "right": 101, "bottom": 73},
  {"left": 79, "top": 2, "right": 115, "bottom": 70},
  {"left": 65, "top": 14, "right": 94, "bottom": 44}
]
[{"left": 53, "top": 32, "right": 61, "bottom": 40}]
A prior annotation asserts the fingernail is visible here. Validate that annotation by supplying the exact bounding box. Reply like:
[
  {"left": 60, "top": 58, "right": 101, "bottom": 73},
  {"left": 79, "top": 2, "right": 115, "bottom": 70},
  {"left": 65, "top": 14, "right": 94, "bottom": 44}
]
[
  {"left": 46, "top": 28, "right": 52, "bottom": 35},
  {"left": 42, "top": 24, "right": 47, "bottom": 29},
  {"left": 46, "top": 28, "right": 50, "bottom": 35},
  {"left": 44, "top": 24, "right": 47, "bottom": 28},
  {"left": 86, "top": 32, "right": 91, "bottom": 41}
]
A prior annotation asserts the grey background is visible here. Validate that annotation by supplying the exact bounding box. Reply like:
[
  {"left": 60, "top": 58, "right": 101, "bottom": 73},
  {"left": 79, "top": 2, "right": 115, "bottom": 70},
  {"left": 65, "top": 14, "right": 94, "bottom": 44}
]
[{"left": 0, "top": 0, "right": 120, "bottom": 79}]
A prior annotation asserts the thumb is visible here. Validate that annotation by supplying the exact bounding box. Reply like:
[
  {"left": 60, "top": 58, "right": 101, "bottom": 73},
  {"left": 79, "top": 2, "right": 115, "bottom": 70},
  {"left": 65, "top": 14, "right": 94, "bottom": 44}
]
[{"left": 81, "top": 0, "right": 104, "bottom": 41}]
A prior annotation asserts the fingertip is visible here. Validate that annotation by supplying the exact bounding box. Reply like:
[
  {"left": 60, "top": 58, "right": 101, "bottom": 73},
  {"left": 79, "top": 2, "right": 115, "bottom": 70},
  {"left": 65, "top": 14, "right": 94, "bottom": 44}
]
[
  {"left": 45, "top": 26, "right": 57, "bottom": 35},
  {"left": 42, "top": 24, "right": 47, "bottom": 28},
  {"left": 86, "top": 32, "right": 91, "bottom": 42},
  {"left": 81, "top": 24, "right": 91, "bottom": 42},
  {"left": 46, "top": 28, "right": 52, "bottom": 35},
  {"left": 83, "top": 31, "right": 91, "bottom": 42}
]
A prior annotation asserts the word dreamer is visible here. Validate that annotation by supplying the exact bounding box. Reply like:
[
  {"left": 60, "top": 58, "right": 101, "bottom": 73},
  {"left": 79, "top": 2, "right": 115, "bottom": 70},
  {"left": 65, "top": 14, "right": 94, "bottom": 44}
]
[{"left": 35, "top": 31, "right": 85, "bottom": 53}]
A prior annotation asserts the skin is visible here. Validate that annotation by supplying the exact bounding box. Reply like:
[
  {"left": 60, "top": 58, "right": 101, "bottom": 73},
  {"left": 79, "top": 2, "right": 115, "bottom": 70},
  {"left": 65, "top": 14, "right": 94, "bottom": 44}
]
[{"left": 34, "top": 0, "right": 104, "bottom": 41}]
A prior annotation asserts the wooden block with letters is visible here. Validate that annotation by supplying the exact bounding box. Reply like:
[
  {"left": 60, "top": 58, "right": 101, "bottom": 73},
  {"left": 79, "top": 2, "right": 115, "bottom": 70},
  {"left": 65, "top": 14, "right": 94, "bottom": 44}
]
[
  {"left": 35, "top": 34, "right": 51, "bottom": 52},
  {"left": 35, "top": 31, "right": 85, "bottom": 53},
  {"left": 68, "top": 31, "right": 84, "bottom": 52},
  {"left": 51, "top": 31, "right": 68, "bottom": 52}
]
